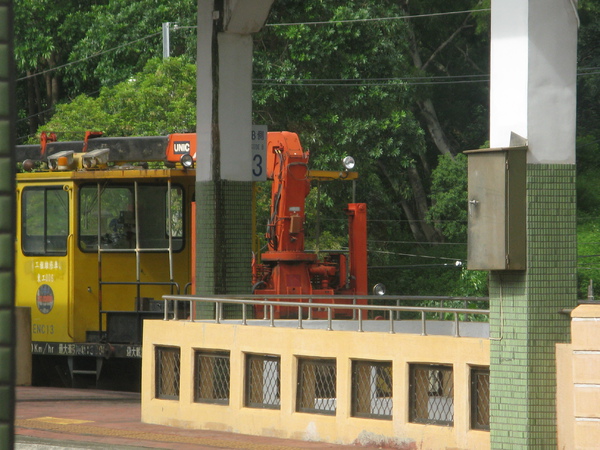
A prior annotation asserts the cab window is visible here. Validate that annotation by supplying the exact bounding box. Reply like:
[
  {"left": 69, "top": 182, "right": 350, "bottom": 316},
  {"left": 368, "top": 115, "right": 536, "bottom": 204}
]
[
  {"left": 78, "top": 183, "right": 184, "bottom": 252},
  {"left": 21, "top": 187, "right": 69, "bottom": 256}
]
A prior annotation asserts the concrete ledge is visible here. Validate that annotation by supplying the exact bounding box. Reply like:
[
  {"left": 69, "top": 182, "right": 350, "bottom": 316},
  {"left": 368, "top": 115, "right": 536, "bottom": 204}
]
[{"left": 571, "top": 304, "right": 600, "bottom": 319}]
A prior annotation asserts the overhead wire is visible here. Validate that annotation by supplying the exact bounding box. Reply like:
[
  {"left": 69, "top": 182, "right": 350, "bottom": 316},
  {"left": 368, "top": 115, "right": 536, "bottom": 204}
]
[
  {"left": 265, "top": 8, "right": 491, "bottom": 27},
  {"left": 17, "top": 8, "right": 488, "bottom": 84},
  {"left": 17, "top": 31, "right": 162, "bottom": 82}
]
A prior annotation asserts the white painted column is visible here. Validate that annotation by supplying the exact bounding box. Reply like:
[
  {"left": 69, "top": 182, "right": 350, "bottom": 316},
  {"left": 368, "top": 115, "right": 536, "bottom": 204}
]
[
  {"left": 196, "top": 0, "right": 214, "bottom": 181},
  {"left": 196, "top": 0, "right": 274, "bottom": 182},
  {"left": 490, "top": 0, "right": 578, "bottom": 163},
  {"left": 218, "top": 33, "right": 253, "bottom": 180}
]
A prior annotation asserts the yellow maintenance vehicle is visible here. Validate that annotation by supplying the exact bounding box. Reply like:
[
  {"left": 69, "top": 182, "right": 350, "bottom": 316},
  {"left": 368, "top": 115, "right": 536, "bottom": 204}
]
[{"left": 15, "top": 133, "right": 197, "bottom": 389}]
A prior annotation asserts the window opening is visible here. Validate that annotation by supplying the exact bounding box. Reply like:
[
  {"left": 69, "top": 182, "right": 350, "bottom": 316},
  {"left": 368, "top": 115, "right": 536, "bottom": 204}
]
[
  {"left": 470, "top": 366, "right": 490, "bottom": 430},
  {"left": 297, "top": 357, "right": 336, "bottom": 415},
  {"left": 351, "top": 360, "right": 393, "bottom": 419},
  {"left": 245, "top": 354, "right": 281, "bottom": 409},
  {"left": 409, "top": 364, "right": 454, "bottom": 426},
  {"left": 155, "top": 346, "right": 181, "bottom": 400},
  {"left": 194, "top": 350, "right": 231, "bottom": 405},
  {"left": 22, "top": 187, "right": 69, "bottom": 256},
  {"left": 79, "top": 183, "right": 184, "bottom": 252}
]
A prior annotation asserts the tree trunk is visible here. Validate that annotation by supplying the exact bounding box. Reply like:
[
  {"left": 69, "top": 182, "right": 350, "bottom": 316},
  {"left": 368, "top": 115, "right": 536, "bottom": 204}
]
[
  {"left": 377, "top": 160, "right": 442, "bottom": 243},
  {"left": 26, "top": 72, "right": 39, "bottom": 135},
  {"left": 400, "top": 1, "right": 463, "bottom": 157},
  {"left": 406, "top": 166, "right": 443, "bottom": 242},
  {"left": 399, "top": 198, "right": 427, "bottom": 243},
  {"left": 417, "top": 98, "right": 455, "bottom": 157},
  {"left": 47, "top": 53, "right": 59, "bottom": 107}
]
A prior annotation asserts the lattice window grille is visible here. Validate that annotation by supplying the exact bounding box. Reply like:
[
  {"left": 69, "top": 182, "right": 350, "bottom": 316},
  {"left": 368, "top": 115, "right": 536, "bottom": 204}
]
[
  {"left": 155, "top": 346, "right": 180, "bottom": 400},
  {"left": 296, "top": 358, "right": 337, "bottom": 415},
  {"left": 409, "top": 363, "right": 454, "bottom": 426},
  {"left": 351, "top": 360, "right": 393, "bottom": 419},
  {"left": 194, "top": 350, "right": 231, "bottom": 405},
  {"left": 245, "top": 354, "right": 281, "bottom": 409},
  {"left": 471, "top": 366, "right": 490, "bottom": 430}
]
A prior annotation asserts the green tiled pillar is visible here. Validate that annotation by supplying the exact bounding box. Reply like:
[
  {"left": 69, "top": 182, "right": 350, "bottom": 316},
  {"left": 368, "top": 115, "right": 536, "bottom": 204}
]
[
  {"left": 0, "top": 1, "right": 15, "bottom": 448},
  {"left": 490, "top": 164, "right": 576, "bottom": 448},
  {"left": 195, "top": 180, "right": 253, "bottom": 318}
]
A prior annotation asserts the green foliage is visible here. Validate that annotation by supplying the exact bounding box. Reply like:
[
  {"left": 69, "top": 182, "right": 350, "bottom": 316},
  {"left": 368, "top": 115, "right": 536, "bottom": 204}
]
[
  {"left": 14, "top": 0, "right": 197, "bottom": 139},
  {"left": 426, "top": 153, "right": 468, "bottom": 242},
  {"left": 39, "top": 57, "right": 196, "bottom": 138},
  {"left": 577, "top": 219, "right": 600, "bottom": 300},
  {"left": 68, "top": 0, "right": 197, "bottom": 89}
]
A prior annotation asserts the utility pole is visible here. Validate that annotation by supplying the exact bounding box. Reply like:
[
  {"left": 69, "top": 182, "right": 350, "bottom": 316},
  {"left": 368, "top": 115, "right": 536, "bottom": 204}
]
[{"left": 162, "top": 22, "right": 170, "bottom": 59}]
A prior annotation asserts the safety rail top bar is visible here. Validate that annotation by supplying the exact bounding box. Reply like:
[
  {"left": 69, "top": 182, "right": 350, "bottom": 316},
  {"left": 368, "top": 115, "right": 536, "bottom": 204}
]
[
  {"left": 210, "top": 294, "right": 490, "bottom": 302},
  {"left": 161, "top": 294, "right": 489, "bottom": 337}
]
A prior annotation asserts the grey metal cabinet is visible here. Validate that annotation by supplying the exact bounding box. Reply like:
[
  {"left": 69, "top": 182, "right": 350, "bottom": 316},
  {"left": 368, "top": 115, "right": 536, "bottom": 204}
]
[{"left": 465, "top": 146, "right": 527, "bottom": 270}]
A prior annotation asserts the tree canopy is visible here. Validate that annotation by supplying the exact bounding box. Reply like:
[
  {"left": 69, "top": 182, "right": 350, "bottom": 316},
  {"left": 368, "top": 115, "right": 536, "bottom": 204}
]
[
  {"left": 15, "top": 0, "right": 600, "bottom": 297},
  {"left": 40, "top": 57, "right": 196, "bottom": 137}
]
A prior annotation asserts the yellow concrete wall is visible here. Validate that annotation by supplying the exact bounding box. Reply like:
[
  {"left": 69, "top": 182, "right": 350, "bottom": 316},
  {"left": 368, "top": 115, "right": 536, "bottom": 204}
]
[
  {"left": 557, "top": 305, "right": 600, "bottom": 450},
  {"left": 142, "top": 320, "right": 490, "bottom": 449}
]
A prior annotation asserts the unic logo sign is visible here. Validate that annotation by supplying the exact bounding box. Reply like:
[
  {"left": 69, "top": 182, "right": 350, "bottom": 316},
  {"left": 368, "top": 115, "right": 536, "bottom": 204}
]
[
  {"left": 36, "top": 284, "right": 54, "bottom": 314},
  {"left": 173, "top": 141, "right": 191, "bottom": 154}
]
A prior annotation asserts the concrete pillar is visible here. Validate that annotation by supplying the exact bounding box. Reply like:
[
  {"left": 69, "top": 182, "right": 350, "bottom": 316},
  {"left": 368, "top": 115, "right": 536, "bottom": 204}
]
[
  {"left": 0, "top": 0, "right": 15, "bottom": 447},
  {"left": 195, "top": 0, "right": 274, "bottom": 317},
  {"left": 489, "top": 1, "right": 578, "bottom": 447}
]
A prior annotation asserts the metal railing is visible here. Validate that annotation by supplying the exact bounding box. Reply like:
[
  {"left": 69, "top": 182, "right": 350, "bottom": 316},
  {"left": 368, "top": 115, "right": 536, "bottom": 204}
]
[{"left": 161, "top": 294, "right": 489, "bottom": 337}]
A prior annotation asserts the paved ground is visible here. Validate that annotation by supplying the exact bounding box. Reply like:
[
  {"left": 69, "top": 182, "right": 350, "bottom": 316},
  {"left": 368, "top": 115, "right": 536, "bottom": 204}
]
[{"left": 14, "top": 386, "right": 383, "bottom": 450}]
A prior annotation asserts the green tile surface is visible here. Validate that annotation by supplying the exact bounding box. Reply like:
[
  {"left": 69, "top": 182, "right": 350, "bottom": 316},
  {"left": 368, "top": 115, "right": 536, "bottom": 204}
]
[
  {"left": 490, "top": 164, "right": 577, "bottom": 448},
  {"left": 195, "top": 180, "right": 253, "bottom": 318}
]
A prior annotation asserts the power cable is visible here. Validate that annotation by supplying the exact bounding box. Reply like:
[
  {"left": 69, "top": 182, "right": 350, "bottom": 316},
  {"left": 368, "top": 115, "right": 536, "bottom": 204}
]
[
  {"left": 369, "top": 240, "right": 466, "bottom": 245},
  {"left": 17, "top": 8, "right": 490, "bottom": 83},
  {"left": 369, "top": 248, "right": 464, "bottom": 262},
  {"left": 253, "top": 79, "right": 489, "bottom": 87},
  {"left": 265, "top": 9, "right": 491, "bottom": 27},
  {"left": 16, "top": 31, "right": 162, "bottom": 82}
]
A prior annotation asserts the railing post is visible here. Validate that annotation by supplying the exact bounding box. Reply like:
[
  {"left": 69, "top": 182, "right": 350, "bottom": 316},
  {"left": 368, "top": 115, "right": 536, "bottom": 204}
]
[
  {"left": 298, "top": 306, "right": 303, "bottom": 329},
  {"left": 308, "top": 298, "right": 313, "bottom": 320},
  {"left": 215, "top": 301, "right": 221, "bottom": 324},
  {"left": 327, "top": 308, "right": 332, "bottom": 331},
  {"left": 242, "top": 304, "right": 247, "bottom": 325},
  {"left": 270, "top": 305, "right": 274, "bottom": 327},
  {"left": 454, "top": 312, "right": 460, "bottom": 337},
  {"left": 163, "top": 298, "right": 169, "bottom": 320},
  {"left": 421, "top": 311, "right": 427, "bottom": 336},
  {"left": 389, "top": 310, "right": 394, "bottom": 334},
  {"left": 358, "top": 310, "right": 364, "bottom": 332}
]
